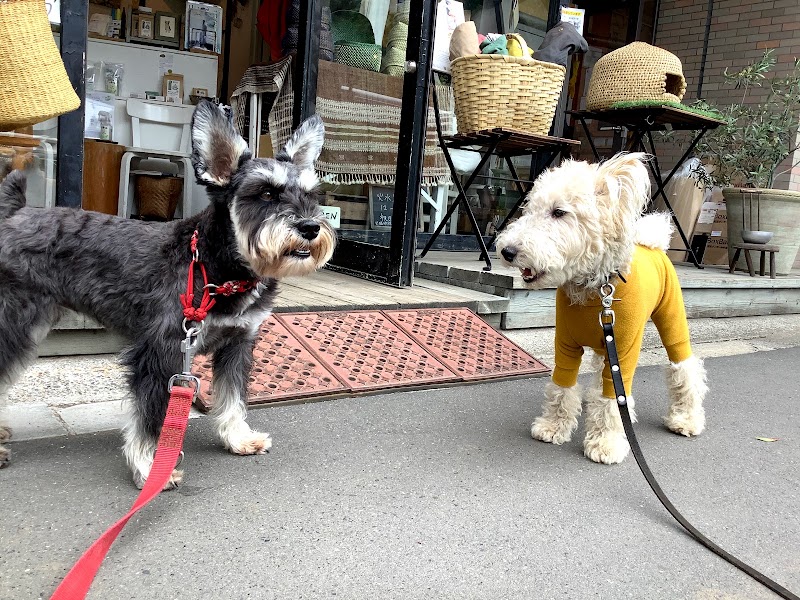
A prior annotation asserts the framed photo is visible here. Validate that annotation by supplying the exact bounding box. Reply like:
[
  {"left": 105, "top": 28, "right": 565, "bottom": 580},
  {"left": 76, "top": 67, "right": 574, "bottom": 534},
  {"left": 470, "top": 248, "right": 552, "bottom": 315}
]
[
  {"left": 130, "top": 13, "right": 140, "bottom": 37},
  {"left": 138, "top": 14, "right": 154, "bottom": 39},
  {"left": 155, "top": 12, "right": 179, "bottom": 43},
  {"left": 162, "top": 73, "right": 184, "bottom": 104},
  {"left": 185, "top": 1, "right": 223, "bottom": 54}
]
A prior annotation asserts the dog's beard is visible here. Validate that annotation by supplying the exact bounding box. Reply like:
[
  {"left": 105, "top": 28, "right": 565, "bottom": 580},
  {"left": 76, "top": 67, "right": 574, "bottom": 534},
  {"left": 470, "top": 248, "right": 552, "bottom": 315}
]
[{"left": 234, "top": 216, "right": 335, "bottom": 279}]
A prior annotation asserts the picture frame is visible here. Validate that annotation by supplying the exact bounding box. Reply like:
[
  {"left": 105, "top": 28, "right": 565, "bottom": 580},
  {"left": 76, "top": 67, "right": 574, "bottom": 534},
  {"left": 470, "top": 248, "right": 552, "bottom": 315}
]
[
  {"left": 162, "top": 73, "right": 184, "bottom": 104},
  {"left": 138, "top": 14, "right": 154, "bottom": 40},
  {"left": 185, "top": 1, "right": 223, "bottom": 54},
  {"left": 154, "top": 12, "right": 179, "bottom": 43},
  {"left": 130, "top": 13, "right": 140, "bottom": 37}
]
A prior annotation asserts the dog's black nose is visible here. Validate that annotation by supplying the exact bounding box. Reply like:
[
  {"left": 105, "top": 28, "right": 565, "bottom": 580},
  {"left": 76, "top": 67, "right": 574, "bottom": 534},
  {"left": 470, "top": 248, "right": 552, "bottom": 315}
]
[
  {"left": 297, "top": 219, "right": 321, "bottom": 241},
  {"left": 501, "top": 247, "right": 517, "bottom": 262}
]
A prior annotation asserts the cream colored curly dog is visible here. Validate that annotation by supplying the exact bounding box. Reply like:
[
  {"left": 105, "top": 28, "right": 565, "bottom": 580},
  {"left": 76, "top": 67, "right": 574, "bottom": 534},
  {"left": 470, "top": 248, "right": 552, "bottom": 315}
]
[{"left": 496, "top": 152, "right": 708, "bottom": 464}]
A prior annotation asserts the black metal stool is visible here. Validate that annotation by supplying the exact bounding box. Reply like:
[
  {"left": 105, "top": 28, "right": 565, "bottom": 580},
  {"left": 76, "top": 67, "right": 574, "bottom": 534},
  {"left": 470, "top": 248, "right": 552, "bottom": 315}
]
[
  {"left": 420, "top": 78, "right": 580, "bottom": 271},
  {"left": 570, "top": 105, "right": 726, "bottom": 269}
]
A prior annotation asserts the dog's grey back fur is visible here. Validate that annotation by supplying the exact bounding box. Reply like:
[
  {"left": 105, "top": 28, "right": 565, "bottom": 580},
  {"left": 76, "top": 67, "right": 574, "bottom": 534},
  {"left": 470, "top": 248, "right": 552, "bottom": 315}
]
[{"left": 0, "top": 171, "right": 27, "bottom": 219}]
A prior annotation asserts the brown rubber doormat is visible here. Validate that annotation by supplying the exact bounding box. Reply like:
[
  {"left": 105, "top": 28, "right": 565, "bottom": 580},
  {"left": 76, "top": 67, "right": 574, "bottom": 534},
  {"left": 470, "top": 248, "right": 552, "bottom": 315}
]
[{"left": 192, "top": 308, "right": 550, "bottom": 411}]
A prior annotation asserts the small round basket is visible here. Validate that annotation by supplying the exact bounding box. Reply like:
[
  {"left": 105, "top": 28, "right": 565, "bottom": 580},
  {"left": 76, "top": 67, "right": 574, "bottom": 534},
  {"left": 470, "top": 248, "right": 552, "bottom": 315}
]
[
  {"left": 450, "top": 54, "right": 566, "bottom": 135},
  {"left": 586, "top": 42, "right": 686, "bottom": 111},
  {"left": 135, "top": 175, "right": 182, "bottom": 220}
]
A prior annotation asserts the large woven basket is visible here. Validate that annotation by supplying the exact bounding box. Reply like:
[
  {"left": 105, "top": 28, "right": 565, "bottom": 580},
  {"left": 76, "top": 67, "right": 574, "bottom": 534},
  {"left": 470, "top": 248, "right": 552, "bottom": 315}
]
[
  {"left": 0, "top": 0, "right": 80, "bottom": 130},
  {"left": 450, "top": 54, "right": 566, "bottom": 135},
  {"left": 586, "top": 42, "right": 686, "bottom": 111},
  {"left": 135, "top": 175, "right": 182, "bottom": 220}
]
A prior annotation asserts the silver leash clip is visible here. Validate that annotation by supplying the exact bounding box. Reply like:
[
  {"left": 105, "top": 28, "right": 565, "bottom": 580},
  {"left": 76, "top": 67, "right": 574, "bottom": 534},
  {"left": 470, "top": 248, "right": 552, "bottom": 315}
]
[
  {"left": 168, "top": 325, "right": 202, "bottom": 394},
  {"left": 599, "top": 280, "right": 618, "bottom": 327}
]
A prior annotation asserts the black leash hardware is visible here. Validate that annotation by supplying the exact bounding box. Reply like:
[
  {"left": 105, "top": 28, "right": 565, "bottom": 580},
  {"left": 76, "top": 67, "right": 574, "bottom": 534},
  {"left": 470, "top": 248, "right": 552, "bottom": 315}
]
[{"left": 598, "top": 281, "right": 799, "bottom": 600}]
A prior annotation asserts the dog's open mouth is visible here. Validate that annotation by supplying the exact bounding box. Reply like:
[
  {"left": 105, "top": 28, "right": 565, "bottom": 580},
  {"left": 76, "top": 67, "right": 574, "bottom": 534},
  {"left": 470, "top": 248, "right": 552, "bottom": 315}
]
[
  {"left": 288, "top": 249, "right": 312, "bottom": 259},
  {"left": 521, "top": 268, "right": 545, "bottom": 283}
]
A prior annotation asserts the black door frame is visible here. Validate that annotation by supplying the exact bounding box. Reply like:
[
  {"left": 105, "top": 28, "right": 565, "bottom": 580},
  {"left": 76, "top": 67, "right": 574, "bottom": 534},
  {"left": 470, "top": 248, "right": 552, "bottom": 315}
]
[
  {"left": 56, "top": 0, "right": 88, "bottom": 208},
  {"left": 296, "top": 0, "right": 437, "bottom": 287}
]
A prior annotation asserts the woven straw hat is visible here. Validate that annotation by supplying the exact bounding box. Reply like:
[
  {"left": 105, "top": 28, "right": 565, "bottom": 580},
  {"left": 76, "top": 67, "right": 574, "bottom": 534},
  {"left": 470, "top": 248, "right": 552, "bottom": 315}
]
[
  {"left": 331, "top": 10, "right": 376, "bottom": 45},
  {"left": 0, "top": 0, "right": 80, "bottom": 130},
  {"left": 586, "top": 42, "right": 686, "bottom": 111}
]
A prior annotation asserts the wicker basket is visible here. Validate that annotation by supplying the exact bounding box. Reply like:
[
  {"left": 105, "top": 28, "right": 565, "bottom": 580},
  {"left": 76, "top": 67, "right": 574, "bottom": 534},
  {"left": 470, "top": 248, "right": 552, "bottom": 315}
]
[
  {"left": 586, "top": 42, "right": 686, "bottom": 111},
  {"left": 450, "top": 54, "right": 566, "bottom": 135},
  {"left": 135, "top": 175, "right": 182, "bottom": 220},
  {"left": 0, "top": 0, "right": 80, "bottom": 129}
]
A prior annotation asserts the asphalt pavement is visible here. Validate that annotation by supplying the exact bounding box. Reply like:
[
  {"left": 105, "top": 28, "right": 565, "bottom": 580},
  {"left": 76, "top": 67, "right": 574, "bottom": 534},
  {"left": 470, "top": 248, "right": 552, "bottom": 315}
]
[{"left": 1, "top": 348, "right": 799, "bottom": 600}]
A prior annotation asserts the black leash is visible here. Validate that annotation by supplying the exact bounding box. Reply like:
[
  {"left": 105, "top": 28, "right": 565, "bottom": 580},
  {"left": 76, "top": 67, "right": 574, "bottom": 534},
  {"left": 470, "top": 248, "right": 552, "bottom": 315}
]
[{"left": 598, "top": 282, "right": 798, "bottom": 600}]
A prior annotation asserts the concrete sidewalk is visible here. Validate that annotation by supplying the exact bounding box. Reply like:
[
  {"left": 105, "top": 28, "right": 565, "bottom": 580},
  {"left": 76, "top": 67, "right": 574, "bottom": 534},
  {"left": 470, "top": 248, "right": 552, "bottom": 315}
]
[
  {"left": 6, "top": 313, "right": 800, "bottom": 442},
  {"left": 1, "top": 347, "right": 799, "bottom": 599}
]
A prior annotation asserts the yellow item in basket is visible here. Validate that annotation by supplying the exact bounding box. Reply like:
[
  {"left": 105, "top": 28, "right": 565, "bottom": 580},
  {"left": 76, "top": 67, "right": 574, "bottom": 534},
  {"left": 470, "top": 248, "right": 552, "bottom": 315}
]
[{"left": 506, "top": 33, "right": 533, "bottom": 59}]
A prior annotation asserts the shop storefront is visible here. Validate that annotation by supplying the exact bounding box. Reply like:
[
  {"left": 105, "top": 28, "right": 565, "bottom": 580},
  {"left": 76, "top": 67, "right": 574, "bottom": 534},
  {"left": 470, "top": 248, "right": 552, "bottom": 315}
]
[{"left": 2, "top": 0, "right": 659, "bottom": 287}]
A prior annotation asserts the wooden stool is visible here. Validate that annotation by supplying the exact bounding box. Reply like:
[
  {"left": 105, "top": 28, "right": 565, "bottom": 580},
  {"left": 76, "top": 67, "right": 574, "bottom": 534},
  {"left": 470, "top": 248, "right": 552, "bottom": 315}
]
[{"left": 729, "top": 242, "right": 779, "bottom": 278}]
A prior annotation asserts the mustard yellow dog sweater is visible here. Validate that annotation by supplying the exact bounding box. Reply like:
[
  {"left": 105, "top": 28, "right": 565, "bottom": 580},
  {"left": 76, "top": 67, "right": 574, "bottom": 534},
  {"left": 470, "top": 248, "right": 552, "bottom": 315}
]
[{"left": 551, "top": 245, "right": 693, "bottom": 398}]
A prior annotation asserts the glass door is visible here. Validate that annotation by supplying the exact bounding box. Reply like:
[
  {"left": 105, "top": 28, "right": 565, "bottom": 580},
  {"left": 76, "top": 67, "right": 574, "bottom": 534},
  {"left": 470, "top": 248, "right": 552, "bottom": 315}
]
[{"left": 293, "top": 0, "right": 437, "bottom": 286}]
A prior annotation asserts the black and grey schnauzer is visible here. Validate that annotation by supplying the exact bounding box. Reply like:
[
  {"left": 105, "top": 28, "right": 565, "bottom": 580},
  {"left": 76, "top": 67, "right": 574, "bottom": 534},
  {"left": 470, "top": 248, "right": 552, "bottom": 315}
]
[{"left": 0, "top": 100, "right": 336, "bottom": 488}]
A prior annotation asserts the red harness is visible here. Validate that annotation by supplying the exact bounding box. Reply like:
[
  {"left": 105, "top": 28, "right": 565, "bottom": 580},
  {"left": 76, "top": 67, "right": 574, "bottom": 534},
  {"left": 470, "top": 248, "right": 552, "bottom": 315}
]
[
  {"left": 179, "top": 230, "right": 260, "bottom": 322},
  {"left": 51, "top": 230, "right": 259, "bottom": 600}
]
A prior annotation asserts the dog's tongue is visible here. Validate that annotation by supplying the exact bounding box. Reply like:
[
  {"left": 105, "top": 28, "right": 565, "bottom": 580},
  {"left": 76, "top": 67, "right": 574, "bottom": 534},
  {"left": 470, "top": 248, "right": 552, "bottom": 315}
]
[{"left": 523, "top": 268, "right": 533, "bottom": 278}]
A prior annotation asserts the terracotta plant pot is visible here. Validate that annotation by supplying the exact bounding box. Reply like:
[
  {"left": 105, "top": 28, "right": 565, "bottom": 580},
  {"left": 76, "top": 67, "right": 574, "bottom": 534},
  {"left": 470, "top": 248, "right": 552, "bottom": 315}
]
[{"left": 723, "top": 187, "right": 800, "bottom": 275}]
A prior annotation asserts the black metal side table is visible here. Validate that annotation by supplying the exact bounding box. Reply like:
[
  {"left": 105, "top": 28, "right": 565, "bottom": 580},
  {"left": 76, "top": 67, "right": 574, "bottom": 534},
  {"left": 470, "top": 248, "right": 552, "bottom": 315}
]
[
  {"left": 420, "top": 92, "right": 580, "bottom": 271},
  {"left": 569, "top": 105, "right": 726, "bottom": 268}
]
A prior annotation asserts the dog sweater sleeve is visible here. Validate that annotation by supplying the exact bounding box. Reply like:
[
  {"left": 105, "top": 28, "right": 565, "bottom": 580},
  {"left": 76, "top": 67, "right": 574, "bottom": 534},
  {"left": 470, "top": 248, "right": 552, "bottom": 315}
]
[
  {"left": 551, "top": 290, "right": 584, "bottom": 389},
  {"left": 651, "top": 253, "right": 693, "bottom": 365}
]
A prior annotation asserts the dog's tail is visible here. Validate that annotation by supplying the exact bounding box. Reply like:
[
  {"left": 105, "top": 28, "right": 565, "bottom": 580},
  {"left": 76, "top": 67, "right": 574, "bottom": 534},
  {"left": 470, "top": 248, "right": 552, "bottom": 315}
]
[
  {"left": 634, "top": 212, "right": 673, "bottom": 252},
  {"left": 0, "top": 170, "right": 27, "bottom": 219}
]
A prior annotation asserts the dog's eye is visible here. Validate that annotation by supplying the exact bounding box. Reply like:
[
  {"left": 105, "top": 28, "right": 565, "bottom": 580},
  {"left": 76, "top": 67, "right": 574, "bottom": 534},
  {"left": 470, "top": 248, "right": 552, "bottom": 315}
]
[
  {"left": 262, "top": 190, "right": 273, "bottom": 201},
  {"left": 551, "top": 208, "right": 567, "bottom": 219}
]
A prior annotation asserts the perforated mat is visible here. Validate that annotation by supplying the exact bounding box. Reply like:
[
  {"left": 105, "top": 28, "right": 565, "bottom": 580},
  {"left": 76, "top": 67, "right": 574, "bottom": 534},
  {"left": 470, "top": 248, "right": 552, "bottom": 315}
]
[{"left": 192, "top": 308, "right": 549, "bottom": 411}]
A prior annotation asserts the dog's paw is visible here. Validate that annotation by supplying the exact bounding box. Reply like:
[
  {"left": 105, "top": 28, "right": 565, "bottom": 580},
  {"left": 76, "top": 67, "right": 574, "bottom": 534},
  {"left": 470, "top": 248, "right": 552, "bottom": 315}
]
[
  {"left": 0, "top": 425, "right": 12, "bottom": 443},
  {"left": 0, "top": 444, "right": 10, "bottom": 469},
  {"left": 531, "top": 417, "right": 573, "bottom": 445},
  {"left": 583, "top": 434, "right": 630, "bottom": 464},
  {"left": 664, "top": 411, "right": 705, "bottom": 437},
  {"left": 133, "top": 468, "right": 184, "bottom": 491},
  {"left": 227, "top": 430, "right": 272, "bottom": 456}
]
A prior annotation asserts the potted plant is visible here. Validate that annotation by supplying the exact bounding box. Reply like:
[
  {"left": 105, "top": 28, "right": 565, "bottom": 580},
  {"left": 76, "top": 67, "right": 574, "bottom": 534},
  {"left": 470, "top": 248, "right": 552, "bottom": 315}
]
[{"left": 689, "top": 49, "right": 800, "bottom": 275}]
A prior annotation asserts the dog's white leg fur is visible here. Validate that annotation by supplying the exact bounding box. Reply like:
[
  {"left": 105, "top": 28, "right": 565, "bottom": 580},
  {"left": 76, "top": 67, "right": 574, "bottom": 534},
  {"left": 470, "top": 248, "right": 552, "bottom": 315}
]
[
  {"left": 122, "top": 410, "right": 183, "bottom": 490},
  {"left": 664, "top": 354, "right": 707, "bottom": 436},
  {"left": 210, "top": 377, "right": 272, "bottom": 455},
  {"left": 583, "top": 374, "right": 636, "bottom": 465},
  {"left": 531, "top": 381, "right": 583, "bottom": 444}
]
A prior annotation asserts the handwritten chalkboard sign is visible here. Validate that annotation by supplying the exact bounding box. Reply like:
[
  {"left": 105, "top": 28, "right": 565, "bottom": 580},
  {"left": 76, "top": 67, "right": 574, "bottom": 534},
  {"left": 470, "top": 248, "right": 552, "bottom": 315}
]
[{"left": 368, "top": 185, "right": 394, "bottom": 230}]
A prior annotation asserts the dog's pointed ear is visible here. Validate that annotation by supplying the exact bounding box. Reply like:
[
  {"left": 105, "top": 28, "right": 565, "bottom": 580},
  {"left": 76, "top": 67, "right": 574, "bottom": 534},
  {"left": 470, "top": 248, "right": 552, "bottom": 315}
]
[
  {"left": 595, "top": 152, "right": 650, "bottom": 214},
  {"left": 191, "top": 99, "right": 251, "bottom": 187},
  {"left": 276, "top": 114, "right": 325, "bottom": 171}
]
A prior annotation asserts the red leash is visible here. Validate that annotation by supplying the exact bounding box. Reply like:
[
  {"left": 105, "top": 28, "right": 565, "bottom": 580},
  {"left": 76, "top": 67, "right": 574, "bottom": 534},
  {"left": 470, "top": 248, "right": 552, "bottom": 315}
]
[
  {"left": 51, "top": 230, "right": 258, "bottom": 600},
  {"left": 50, "top": 385, "right": 195, "bottom": 600}
]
